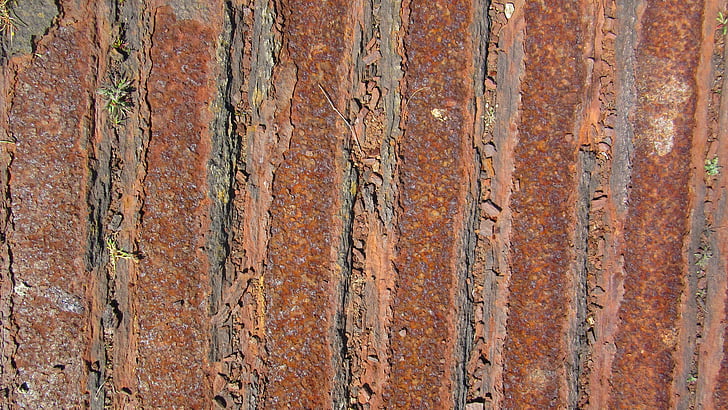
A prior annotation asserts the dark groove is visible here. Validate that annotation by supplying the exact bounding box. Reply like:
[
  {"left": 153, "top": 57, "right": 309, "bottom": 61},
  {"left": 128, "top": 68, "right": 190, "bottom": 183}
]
[
  {"left": 463, "top": 0, "right": 490, "bottom": 406},
  {"left": 207, "top": 0, "right": 238, "bottom": 366},
  {"left": 611, "top": 0, "right": 638, "bottom": 214},
  {"left": 572, "top": 149, "right": 596, "bottom": 408}
]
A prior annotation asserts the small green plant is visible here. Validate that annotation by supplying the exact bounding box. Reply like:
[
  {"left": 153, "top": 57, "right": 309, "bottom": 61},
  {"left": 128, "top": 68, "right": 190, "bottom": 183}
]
[
  {"left": 98, "top": 76, "right": 133, "bottom": 124},
  {"left": 705, "top": 156, "right": 721, "bottom": 176},
  {"left": 0, "top": 0, "right": 17, "bottom": 39},
  {"left": 695, "top": 248, "right": 713, "bottom": 268},
  {"left": 718, "top": 12, "right": 728, "bottom": 36},
  {"left": 687, "top": 374, "right": 698, "bottom": 384},
  {"left": 112, "top": 38, "right": 130, "bottom": 53},
  {"left": 484, "top": 102, "right": 497, "bottom": 130},
  {"left": 106, "top": 235, "right": 139, "bottom": 273}
]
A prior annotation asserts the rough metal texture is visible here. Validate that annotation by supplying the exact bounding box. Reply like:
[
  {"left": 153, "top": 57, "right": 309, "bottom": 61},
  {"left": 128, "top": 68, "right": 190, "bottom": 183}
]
[
  {"left": 608, "top": 1, "right": 701, "bottom": 406},
  {"left": 6, "top": 21, "right": 95, "bottom": 407},
  {"left": 135, "top": 6, "right": 217, "bottom": 406},
  {"left": 382, "top": 0, "right": 475, "bottom": 407},
  {"left": 2, "top": 0, "right": 728, "bottom": 408},
  {"left": 261, "top": 0, "right": 351, "bottom": 407},
  {"left": 501, "top": 1, "right": 587, "bottom": 407}
]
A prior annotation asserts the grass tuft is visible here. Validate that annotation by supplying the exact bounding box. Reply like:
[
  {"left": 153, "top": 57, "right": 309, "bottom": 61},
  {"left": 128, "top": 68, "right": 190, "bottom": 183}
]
[
  {"left": 705, "top": 156, "right": 721, "bottom": 177},
  {"left": 0, "top": 0, "right": 17, "bottom": 39},
  {"left": 718, "top": 12, "right": 728, "bottom": 36},
  {"left": 98, "top": 76, "right": 133, "bottom": 125}
]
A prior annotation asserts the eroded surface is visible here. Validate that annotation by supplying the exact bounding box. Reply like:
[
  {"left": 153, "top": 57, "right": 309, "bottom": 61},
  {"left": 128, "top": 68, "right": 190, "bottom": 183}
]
[
  {"left": 262, "top": 0, "right": 352, "bottom": 407},
  {"left": 7, "top": 22, "right": 95, "bottom": 407},
  {"left": 501, "top": 2, "right": 588, "bottom": 407},
  {"left": 609, "top": 1, "right": 701, "bottom": 406},
  {"left": 135, "top": 7, "right": 217, "bottom": 406},
  {"left": 383, "top": 1, "right": 476, "bottom": 407}
]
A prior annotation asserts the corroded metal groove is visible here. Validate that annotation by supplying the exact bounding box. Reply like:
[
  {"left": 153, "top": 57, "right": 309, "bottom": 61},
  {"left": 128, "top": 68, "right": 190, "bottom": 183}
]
[
  {"left": 6, "top": 16, "right": 97, "bottom": 407},
  {"left": 0, "top": 0, "right": 726, "bottom": 407},
  {"left": 134, "top": 5, "right": 222, "bottom": 406},
  {"left": 500, "top": 1, "right": 590, "bottom": 407},
  {"left": 607, "top": 1, "right": 701, "bottom": 407},
  {"left": 260, "top": 0, "right": 354, "bottom": 407},
  {"left": 382, "top": 0, "right": 477, "bottom": 407}
]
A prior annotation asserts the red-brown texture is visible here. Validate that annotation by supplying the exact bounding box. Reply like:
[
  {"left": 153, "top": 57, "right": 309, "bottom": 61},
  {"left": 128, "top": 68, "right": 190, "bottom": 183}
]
[
  {"left": 210, "top": 1, "right": 266, "bottom": 407},
  {"left": 3, "top": 0, "right": 728, "bottom": 408},
  {"left": 714, "top": 62, "right": 728, "bottom": 405},
  {"left": 583, "top": 0, "right": 620, "bottom": 406},
  {"left": 134, "top": 5, "right": 219, "bottom": 406},
  {"left": 381, "top": 0, "right": 476, "bottom": 407},
  {"left": 607, "top": 1, "right": 702, "bottom": 407},
  {"left": 341, "top": 0, "right": 405, "bottom": 407},
  {"left": 679, "top": 0, "right": 718, "bottom": 407},
  {"left": 501, "top": 1, "right": 589, "bottom": 407},
  {"left": 5, "top": 15, "right": 96, "bottom": 408},
  {"left": 261, "top": 0, "right": 353, "bottom": 407}
]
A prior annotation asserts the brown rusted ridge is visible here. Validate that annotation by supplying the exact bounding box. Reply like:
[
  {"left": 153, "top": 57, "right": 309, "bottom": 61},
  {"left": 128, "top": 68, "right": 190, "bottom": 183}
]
[
  {"left": 703, "top": 1, "right": 728, "bottom": 408},
  {"left": 607, "top": 1, "right": 702, "bottom": 407},
  {"left": 5, "top": 18, "right": 96, "bottom": 407},
  {"left": 382, "top": 0, "right": 477, "bottom": 407},
  {"left": 500, "top": 1, "right": 590, "bottom": 407},
  {"left": 261, "top": 0, "right": 353, "bottom": 407},
  {"left": 3, "top": 0, "right": 728, "bottom": 407},
  {"left": 134, "top": 6, "right": 219, "bottom": 406}
]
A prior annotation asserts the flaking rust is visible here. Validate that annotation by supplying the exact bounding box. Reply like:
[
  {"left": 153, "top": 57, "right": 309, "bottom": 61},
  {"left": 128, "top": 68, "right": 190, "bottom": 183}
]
[
  {"left": 261, "top": 0, "right": 353, "bottom": 407},
  {"left": 0, "top": 0, "right": 726, "bottom": 407},
  {"left": 6, "top": 13, "right": 96, "bottom": 408},
  {"left": 607, "top": 1, "right": 701, "bottom": 407}
]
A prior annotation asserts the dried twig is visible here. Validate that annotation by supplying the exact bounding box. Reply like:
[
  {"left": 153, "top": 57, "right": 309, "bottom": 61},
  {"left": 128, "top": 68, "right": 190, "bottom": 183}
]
[
  {"left": 402, "top": 86, "right": 430, "bottom": 120},
  {"left": 318, "top": 84, "right": 364, "bottom": 157}
]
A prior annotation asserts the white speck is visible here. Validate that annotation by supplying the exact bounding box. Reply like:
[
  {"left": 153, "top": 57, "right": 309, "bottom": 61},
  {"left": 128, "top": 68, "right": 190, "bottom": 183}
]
[
  {"left": 505, "top": 3, "right": 515, "bottom": 19},
  {"left": 14, "top": 282, "right": 30, "bottom": 296},
  {"left": 650, "top": 116, "right": 674, "bottom": 156},
  {"left": 431, "top": 108, "right": 447, "bottom": 122}
]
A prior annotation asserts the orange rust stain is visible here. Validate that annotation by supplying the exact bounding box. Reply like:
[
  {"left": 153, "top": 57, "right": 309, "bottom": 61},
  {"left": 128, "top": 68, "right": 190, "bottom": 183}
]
[
  {"left": 137, "top": 8, "right": 216, "bottom": 406},
  {"left": 382, "top": 1, "right": 474, "bottom": 407},
  {"left": 8, "top": 24, "right": 94, "bottom": 408},
  {"left": 262, "top": 0, "right": 351, "bottom": 407},
  {"left": 502, "top": 2, "right": 586, "bottom": 407},
  {"left": 609, "top": 1, "right": 701, "bottom": 407}
]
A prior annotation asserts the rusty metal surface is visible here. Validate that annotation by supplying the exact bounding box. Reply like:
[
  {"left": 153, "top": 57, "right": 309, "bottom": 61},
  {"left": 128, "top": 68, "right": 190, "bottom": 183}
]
[
  {"left": 135, "top": 7, "right": 217, "bottom": 406},
  {"left": 501, "top": 2, "right": 586, "bottom": 407},
  {"left": 609, "top": 1, "right": 701, "bottom": 406},
  {"left": 261, "top": 0, "right": 351, "bottom": 407},
  {"left": 1, "top": 0, "right": 728, "bottom": 407},
  {"left": 382, "top": 1, "right": 475, "bottom": 407},
  {"left": 6, "top": 23, "right": 94, "bottom": 407}
]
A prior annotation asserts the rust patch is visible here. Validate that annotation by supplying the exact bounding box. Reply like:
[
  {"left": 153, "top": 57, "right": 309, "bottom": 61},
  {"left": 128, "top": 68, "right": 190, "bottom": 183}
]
[
  {"left": 382, "top": 0, "right": 476, "bottom": 407},
  {"left": 261, "top": 0, "right": 353, "bottom": 407},
  {"left": 135, "top": 7, "right": 217, "bottom": 406},
  {"left": 608, "top": 1, "right": 702, "bottom": 407},
  {"left": 6, "top": 23, "right": 95, "bottom": 407},
  {"left": 501, "top": 1, "right": 588, "bottom": 407},
  {"left": 1, "top": 1, "right": 724, "bottom": 407},
  {"left": 476, "top": 1, "right": 526, "bottom": 406}
]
